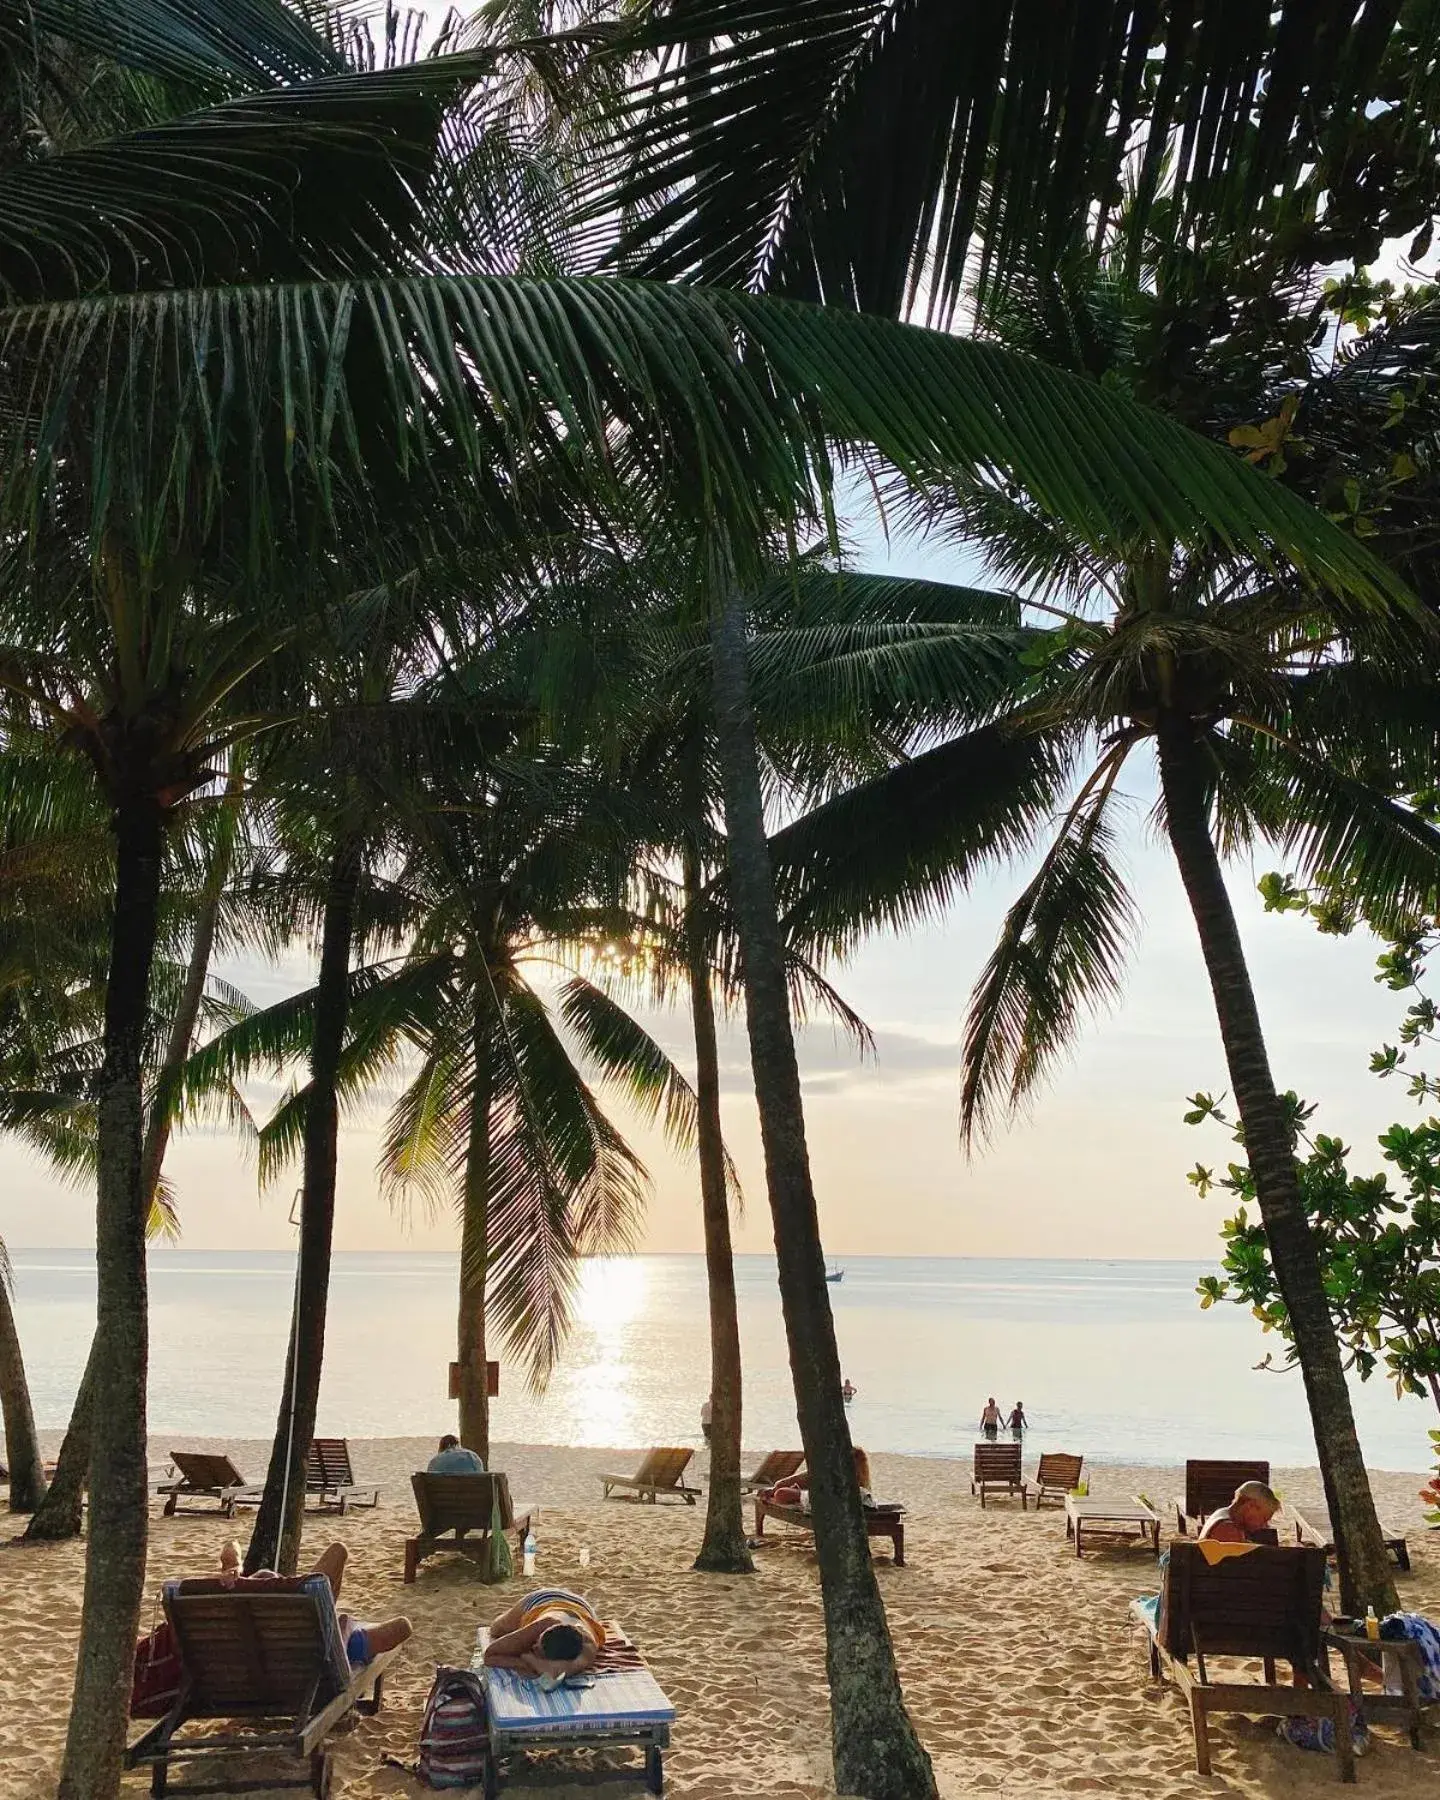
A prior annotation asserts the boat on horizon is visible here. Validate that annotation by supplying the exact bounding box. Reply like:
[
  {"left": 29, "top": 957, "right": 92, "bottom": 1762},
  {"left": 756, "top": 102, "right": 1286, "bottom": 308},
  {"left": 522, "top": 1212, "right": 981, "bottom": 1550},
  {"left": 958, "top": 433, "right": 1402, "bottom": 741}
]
[{"left": 826, "top": 1267, "right": 844, "bottom": 1283}]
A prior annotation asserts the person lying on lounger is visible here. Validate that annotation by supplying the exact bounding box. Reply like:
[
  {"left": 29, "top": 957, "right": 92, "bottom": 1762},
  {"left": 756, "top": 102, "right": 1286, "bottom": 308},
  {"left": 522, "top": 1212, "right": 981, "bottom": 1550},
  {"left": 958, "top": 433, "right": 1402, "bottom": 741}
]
[
  {"left": 483, "top": 1587, "right": 603, "bottom": 1680},
  {"left": 218, "top": 1537, "right": 413, "bottom": 1666},
  {"left": 762, "top": 1446, "right": 873, "bottom": 1507},
  {"left": 1200, "top": 1480, "right": 1281, "bottom": 1543}
]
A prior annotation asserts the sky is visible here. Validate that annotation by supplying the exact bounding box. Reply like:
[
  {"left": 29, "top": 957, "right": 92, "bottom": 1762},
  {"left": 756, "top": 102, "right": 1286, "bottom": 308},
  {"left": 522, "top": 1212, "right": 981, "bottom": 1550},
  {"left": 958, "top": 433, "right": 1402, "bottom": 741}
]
[{"left": 0, "top": 522, "right": 1420, "bottom": 1265}]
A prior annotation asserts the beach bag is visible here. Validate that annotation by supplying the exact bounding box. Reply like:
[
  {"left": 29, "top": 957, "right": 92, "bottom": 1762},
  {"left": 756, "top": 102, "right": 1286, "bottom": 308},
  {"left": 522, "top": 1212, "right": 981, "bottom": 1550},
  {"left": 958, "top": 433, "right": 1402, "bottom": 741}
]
[
  {"left": 130, "top": 1620, "right": 183, "bottom": 1718},
  {"left": 481, "top": 1481, "right": 513, "bottom": 1585},
  {"left": 417, "top": 1666, "right": 490, "bottom": 1789}
]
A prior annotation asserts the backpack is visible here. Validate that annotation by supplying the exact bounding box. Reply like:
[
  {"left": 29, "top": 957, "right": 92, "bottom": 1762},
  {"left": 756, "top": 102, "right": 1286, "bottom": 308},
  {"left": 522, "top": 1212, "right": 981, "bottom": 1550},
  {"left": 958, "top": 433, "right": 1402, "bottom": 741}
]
[{"left": 417, "top": 1666, "right": 491, "bottom": 1789}]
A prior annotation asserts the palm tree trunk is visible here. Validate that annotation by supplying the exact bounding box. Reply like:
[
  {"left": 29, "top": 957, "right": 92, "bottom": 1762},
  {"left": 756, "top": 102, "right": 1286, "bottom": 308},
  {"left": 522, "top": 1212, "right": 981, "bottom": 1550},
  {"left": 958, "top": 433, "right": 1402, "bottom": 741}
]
[
  {"left": 710, "top": 591, "right": 934, "bottom": 1800},
  {"left": 57, "top": 789, "right": 165, "bottom": 1800},
  {"left": 1156, "top": 714, "right": 1397, "bottom": 1615},
  {"left": 458, "top": 995, "right": 492, "bottom": 1460},
  {"left": 0, "top": 1254, "right": 47, "bottom": 1512},
  {"left": 244, "top": 838, "right": 360, "bottom": 1575},
  {"left": 685, "top": 842, "right": 753, "bottom": 1575},
  {"left": 23, "top": 1346, "right": 94, "bottom": 1541},
  {"left": 27, "top": 815, "right": 234, "bottom": 1544}
]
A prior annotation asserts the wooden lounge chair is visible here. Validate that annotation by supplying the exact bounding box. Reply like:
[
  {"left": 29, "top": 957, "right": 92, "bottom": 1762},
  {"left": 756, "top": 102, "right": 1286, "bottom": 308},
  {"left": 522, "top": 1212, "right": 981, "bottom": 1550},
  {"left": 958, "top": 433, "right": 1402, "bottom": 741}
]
[
  {"left": 475, "top": 1621, "right": 674, "bottom": 1797},
  {"left": 1034, "top": 1452, "right": 1084, "bottom": 1508},
  {"left": 125, "top": 1574, "right": 398, "bottom": 1797},
  {"left": 159, "top": 1452, "right": 263, "bottom": 1518},
  {"left": 1171, "top": 1458, "right": 1270, "bottom": 1536},
  {"left": 753, "top": 1492, "right": 906, "bottom": 1564},
  {"left": 1292, "top": 1504, "right": 1411, "bottom": 1572},
  {"left": 600, "top": 1447, "right": 700, "bottom": 1505},
  {"left": 1130, "top": 1541, "right": 1352, "bottom": 1781},
  {"left": 405, "top": 1471, "right": 533, "bottom": 1584},
  {"left": 739, "top": 1450, "right": 805, "bottom": 1492},
  {"left": 971, "top": 1441, "right": 1027, "bottom": 1509},
  {"left": 305, "top": 1439, "right": 379, "bottom": 1514}
]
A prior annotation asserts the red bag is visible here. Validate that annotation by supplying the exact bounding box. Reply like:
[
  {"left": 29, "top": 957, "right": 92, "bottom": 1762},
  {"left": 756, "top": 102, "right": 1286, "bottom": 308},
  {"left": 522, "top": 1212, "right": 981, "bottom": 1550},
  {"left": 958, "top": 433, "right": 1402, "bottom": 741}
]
[{"left": 131, "top": 1620, "right": 183, "bottom": 1718}]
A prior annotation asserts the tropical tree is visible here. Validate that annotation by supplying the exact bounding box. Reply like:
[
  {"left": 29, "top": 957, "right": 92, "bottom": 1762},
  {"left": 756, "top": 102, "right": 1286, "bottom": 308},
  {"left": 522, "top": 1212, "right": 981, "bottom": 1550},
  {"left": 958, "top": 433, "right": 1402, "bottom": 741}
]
[
  {"left": 1, "top": 7, "right": 1419, "bottom": 1795},
  {"left": 762, "top": 251, "right": 1440, "bottom": 1614}
]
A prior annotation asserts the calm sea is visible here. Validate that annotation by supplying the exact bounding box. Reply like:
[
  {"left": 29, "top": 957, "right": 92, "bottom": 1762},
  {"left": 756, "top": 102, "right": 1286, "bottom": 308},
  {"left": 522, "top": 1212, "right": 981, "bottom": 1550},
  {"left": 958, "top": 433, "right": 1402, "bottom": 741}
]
[{"left": 8, "top": 1250, "right": 1433, "bottom": 1469}]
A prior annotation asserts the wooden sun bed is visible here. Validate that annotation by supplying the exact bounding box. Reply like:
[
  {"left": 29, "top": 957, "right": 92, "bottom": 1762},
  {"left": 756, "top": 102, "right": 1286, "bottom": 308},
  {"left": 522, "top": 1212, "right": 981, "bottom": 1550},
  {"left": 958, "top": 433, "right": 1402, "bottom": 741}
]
[
  {"left": 739, "top": 1450, "right": 804, "bottom": 1493},
  {"left": 1130, "top": 1541, "right": 1353, "bottom": 1782},
  {"left": 600, "top": 1448, "right": 700, "bottom": 1505},
  {"left": 971, "top": 1441, "right": 1027, "bottom": 1509},
  {"left": 1171, "top": 1457, "right": 1270, "bottom": 1536},
  {"left": 405, "top": 1471, "right": 534, "bottom": 1584},
  {"left": 1034, "top": 1452, "right": 1084, "bottom": 1508},
  {"left": 473, "top": 1621, "right": 674, "bottom": 1796},
  {"left": 305, "top": 1438, "right": 378, "bottom": 1514},
  {"left": 753, "top": 1494, "right": 905, "bottom": 1564},
  {"left": 1292, "top": 1504, "right": 1411, "bottom": 1572},
  {"left": 159, "top": 1452, "right": 263, "bottom": 1518},
  {"left": 125, "top": 1574, "right": 398, "bottom": 1797}
]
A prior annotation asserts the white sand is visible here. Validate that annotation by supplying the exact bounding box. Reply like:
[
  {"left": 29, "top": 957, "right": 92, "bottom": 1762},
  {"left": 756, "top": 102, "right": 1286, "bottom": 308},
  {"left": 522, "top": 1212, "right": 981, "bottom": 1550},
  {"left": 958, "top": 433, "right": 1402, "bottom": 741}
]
[{"left": 3, "top": 1439, "right": 1436, "bottom": 1798}]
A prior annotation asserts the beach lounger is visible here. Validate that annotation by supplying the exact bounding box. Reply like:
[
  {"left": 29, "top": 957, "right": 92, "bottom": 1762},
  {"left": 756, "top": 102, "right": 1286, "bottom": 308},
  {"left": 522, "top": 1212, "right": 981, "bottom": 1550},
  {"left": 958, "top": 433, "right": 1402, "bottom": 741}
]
[
  {"left": 753, "top": 1493, "right": 906, "bottom": 1564},
  {"left": 1130, "top": 1541, "right": 1352, "bottom": 1781},
  {"left": 125, "top": 1574, "right": 398, "bottom": 1797},
  {"left": 1034, "top": 1452, "right": 1084, "bottom": 1508},
  {"left": 600, "top": 1448, "right": 700, "bottom": 1505},
  {"left": 474, "top": 1621, "right": 674, "bottom": 1797},
  {"left": 739, "top": 1450, "right": 805, "bottom": 1492},
  {"left": 159, "top": 1452, "right": 263, "bottom": 1518},
  {"left": 971, "top": 1441, "right": 1027, "bottom": 1509},
  {"left": 1292, "top": 1503, "right": 1411, "bottom": 1572},
  {"left": 405, "top": 1471, "right": 534, "bottom": 1584},
  {"left": 305, "top": 1438, "right": 379, "bottom": 1514},
  {"left": 1171, "top": 1457, "right": 1270, "bottom": 1536}
]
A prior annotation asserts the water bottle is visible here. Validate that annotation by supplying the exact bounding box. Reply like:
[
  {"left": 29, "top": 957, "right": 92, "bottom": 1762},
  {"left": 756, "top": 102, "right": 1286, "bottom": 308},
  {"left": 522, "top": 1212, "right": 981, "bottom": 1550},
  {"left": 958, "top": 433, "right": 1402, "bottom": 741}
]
[{"left": 523, "top": 1527, "right": 537, "bottom": 1577}]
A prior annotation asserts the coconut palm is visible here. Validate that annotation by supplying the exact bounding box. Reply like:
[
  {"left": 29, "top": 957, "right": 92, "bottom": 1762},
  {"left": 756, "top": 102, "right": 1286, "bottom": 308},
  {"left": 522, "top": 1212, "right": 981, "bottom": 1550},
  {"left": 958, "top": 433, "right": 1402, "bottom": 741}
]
[
  {"left": 0, "top": 8, "right": 1417, "bottom": 1796},
  {"left": 763, "top": 416, "right": 1440, "bottom": 1630}
]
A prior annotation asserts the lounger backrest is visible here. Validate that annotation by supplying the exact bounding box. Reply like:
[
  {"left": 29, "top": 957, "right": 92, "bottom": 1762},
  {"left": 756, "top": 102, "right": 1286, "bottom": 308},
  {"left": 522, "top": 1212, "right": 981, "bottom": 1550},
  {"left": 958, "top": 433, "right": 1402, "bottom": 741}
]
[
  {"left": 170, "top": 1451, "right": 246, "bottom": 1490},
  {"left": 163, "top": 1575, "right": 350, "bottom": 1715},
  {"left": 306, "top": 1438, "right": 355, "bottom": 1492},
  {"left": 973, "top": 1442, "right": 1021, "bottom": 1480},
  {"left": 1156, "top": 1542, "right": 1325, "bottom": 1665},
  {"left": 636, "top": 1447, "right": 693, "bottom": 1488},
  {"left": 411, "top": 1470, "right": 514, "bottom": 1535},
  {"left": 749, "top": 1451, "right": 804, "bottom": 1486},
  {"left": 1184, "top": 1458, "right": 1270, "bottom": 1521},
  {"left": 1036, "top": 1453, "right": 1083, "bottom": 1490}
]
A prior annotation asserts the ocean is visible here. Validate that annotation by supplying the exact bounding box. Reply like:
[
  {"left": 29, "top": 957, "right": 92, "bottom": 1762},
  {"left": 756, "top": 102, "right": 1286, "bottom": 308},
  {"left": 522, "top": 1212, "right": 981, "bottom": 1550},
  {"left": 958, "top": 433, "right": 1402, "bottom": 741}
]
[{"left": 9, "top": 1249, "right": 1434, "bottom": 1469}]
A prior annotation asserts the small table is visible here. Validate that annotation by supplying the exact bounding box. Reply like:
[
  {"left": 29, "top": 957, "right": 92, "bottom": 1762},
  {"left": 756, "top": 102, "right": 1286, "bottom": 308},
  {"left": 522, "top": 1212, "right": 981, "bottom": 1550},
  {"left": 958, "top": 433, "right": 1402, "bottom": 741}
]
[
  {"left": 1064, "top": 1494, "right": 1160, "bottom": 1558},
  {"left": 1323, "top": 1627, "right": 1433, "bottom": 1749},
  {"left": 753, "top": 1497, "right": 905, "bottom": 1565}
]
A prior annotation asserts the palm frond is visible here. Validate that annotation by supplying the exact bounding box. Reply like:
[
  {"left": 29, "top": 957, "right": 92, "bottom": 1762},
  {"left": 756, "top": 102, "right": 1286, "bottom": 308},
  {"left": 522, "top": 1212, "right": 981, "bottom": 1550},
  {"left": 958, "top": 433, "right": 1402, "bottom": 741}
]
[{"left": 960, "top": 743, "right": 1138, "bottom": 1144}]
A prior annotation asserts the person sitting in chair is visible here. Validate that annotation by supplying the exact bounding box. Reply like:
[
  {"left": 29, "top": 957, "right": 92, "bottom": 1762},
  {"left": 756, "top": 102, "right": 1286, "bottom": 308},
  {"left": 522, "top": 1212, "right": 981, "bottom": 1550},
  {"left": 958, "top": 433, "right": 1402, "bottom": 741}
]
[
  {"left": 218, "top": 1538, "right": 412, "bottom": 1667},
  {"left": 483, "top": 1587, "right": 603, "bottom": 1681},
  {"left": 1200, "top": 1480, "right": 1281, "bottom": 1543},
  {"left": 427, "top": 1433, "right": 486, "bottom": 1474}
]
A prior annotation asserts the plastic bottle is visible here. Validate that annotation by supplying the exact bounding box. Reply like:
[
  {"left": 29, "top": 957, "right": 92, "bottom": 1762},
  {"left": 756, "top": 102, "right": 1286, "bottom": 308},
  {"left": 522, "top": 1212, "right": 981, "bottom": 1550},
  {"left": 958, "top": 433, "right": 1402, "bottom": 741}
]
[
  {"left": 523, "top": 1527, "right": 537, "bottom": 1577},
  {"left": 1364, "top": 1605, "right": 1379, "bottom": 1642}
]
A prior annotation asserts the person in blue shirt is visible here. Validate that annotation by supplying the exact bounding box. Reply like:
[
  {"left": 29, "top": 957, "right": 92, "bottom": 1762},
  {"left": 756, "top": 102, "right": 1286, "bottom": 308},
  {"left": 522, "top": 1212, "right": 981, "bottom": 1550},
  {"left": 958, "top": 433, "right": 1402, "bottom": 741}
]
[{"left": 427, "top": 1433, "right": 486, "bottom": 1474}]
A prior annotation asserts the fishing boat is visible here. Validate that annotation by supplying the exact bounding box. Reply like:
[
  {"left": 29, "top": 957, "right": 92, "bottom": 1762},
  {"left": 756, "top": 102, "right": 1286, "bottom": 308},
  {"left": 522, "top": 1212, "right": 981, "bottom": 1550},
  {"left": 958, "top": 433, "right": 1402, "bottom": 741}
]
[{"left": 826, "top": 1266, "right": 844, "bottom": 1284}]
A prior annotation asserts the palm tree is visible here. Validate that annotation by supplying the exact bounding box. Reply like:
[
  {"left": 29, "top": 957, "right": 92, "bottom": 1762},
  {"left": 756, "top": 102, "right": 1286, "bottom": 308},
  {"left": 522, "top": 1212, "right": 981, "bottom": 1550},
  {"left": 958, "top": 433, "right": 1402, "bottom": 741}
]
[
  {"left": 0, "top": 9, "right": 1415, "bottom": 1794},
  {"left": 0, "top": 1238, "right": 45, "bottom": 1511},
  {"left": 765, "top": 480, "right": 1440, "bottom": 1622}
]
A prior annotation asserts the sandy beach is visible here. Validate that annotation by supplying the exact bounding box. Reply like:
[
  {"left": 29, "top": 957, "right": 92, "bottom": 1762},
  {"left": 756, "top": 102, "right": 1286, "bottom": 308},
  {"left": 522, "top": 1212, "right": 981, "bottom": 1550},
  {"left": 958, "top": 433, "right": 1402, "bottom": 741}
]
[{"left": 4, "top": 1439, "right": 1436, "bottom": 1800}]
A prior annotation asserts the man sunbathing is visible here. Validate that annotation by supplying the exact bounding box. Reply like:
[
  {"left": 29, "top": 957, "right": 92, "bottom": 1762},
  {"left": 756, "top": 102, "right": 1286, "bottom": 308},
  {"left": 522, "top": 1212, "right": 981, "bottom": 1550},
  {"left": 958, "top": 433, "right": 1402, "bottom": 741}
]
[
  {"left": 1199, "top": 1479, "right": 1282, "bottom": 1543},
  {"left": 218, "top": 1538, "right": 413, "bottom": 1666},
  {"left": 483, "top": 1586, "right": 603, "bottom": 1681}
]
